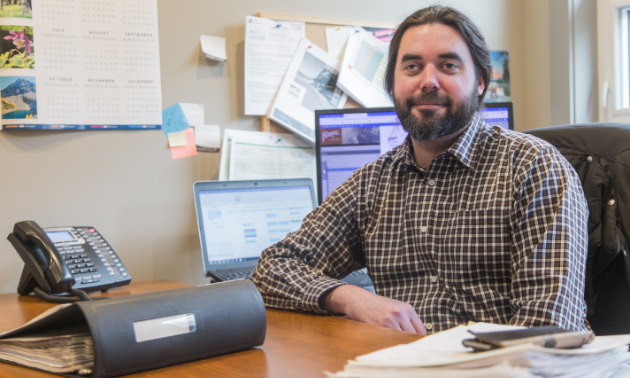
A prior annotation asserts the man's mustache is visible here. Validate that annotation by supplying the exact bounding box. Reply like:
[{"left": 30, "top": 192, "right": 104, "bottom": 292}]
[{"left": 406, "top": 92, "right": 453, "bottom": 107}]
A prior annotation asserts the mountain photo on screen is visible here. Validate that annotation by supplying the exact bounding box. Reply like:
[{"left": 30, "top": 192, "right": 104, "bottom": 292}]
[{"left": 1, "top": 76, "right": 37, "bottom": 119}]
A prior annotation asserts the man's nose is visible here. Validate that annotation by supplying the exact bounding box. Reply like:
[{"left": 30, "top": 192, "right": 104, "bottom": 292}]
[{"left": 419, "top": 65, "right": 439, "bottom": 92}]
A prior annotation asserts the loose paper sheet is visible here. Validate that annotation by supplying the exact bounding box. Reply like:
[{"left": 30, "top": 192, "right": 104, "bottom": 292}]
[
  {"left": 194, "top": 125, "right": 220, "bottom": 152},
  {"left": 325, "top": 26, "right": 364, "bottom": 61},
  {"left": 337, "top": 30, "right": 393, "bottom": 107},
  {"left": 244, "top": 16, "right": 305, "bottom": 116},
  {"left": 267, "top": 38, "right": 347, "bottom": 143},
  {"left": 170, "top": 128, "right": 197, "bottom": 160},
  {"left": 0, "top": 0, "right": 162, "bottom": 131},
  {"left": 200, "top": 35, "right": 227, "bottom": 61}
]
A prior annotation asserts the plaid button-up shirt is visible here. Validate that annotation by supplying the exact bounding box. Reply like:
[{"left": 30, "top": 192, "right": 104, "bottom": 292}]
[{"left": 251, "top": 114, "right": 589, "bottom": 333}]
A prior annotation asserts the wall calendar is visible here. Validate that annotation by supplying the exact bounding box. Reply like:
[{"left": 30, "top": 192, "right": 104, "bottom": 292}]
[{"left": 0, "top": 0, "right": 162, "bottom": 130}]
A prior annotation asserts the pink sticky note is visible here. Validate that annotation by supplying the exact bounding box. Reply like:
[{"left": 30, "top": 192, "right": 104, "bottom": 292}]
[{"left": 170, "top": 128, "right": 198, "bottom": 160}]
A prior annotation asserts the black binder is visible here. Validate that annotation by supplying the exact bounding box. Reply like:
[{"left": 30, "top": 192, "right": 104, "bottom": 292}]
[{"left": 0, "top": 280, "right": 267, "bottom": 377}]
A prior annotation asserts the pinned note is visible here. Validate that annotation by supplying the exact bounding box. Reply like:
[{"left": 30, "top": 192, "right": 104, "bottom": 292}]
[
  {"left": 179, "top": 103, "right": 204, "bottom": 127},
  {"left": 170, "top": 128, "right": 198, "bottom": 160},
  {"left": 194, "top": 125, "right": 221, "bottom": 152},
  {"left": 168, "top": 131, "right": 188, "bottom": 147},
  {"left": 200, "top": 35, "right": 227, "bottom": 62},
  {"left": 161, "top": 103, "right": 190, "bottom": 137}
]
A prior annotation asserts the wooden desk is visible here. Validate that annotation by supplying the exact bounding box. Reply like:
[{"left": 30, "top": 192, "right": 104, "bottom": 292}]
[{"left": 0, "top": 280, "right": 421, "bottom": 377}]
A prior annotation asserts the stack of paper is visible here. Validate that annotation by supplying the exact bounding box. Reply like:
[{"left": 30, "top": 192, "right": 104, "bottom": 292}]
[
  {"left": 327, "top": 323, "right": 630, "bottom": 378},
  {"left": 0, "top": 334, "right": 93, "bottom": 374}
]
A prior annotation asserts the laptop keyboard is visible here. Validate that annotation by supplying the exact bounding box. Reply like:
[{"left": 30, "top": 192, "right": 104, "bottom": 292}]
[{"left": 217, "top": 271, "right": 252, "bottom": 281}]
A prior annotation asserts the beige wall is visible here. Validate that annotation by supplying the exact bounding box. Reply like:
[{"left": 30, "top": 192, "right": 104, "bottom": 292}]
[{"left": 0, "top": 0, "right": 568, "bottom": 294}]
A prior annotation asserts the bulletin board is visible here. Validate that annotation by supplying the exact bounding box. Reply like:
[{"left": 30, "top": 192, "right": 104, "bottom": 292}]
[{"left": 256, "top": 12, "right": 398, "bottom": 134}]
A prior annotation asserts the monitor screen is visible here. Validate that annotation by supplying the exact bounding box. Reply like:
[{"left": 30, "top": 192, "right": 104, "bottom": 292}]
[
  {"left": 315, "top": 102, "right": 514, "bottom": 202},
  {"left": 197, "top": 186, "right": 314, "bottom": 266}
]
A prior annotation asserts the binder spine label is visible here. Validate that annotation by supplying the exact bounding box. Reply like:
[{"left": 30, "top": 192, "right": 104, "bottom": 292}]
[{"left": 133, "top": 313, "right": 196, "bottom": 343}]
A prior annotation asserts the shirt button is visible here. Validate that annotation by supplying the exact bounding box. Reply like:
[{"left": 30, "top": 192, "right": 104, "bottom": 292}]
[
  {"left": 420, "top": 226, "right": 428, "bottom": 233},
  {"left": 430, "top": 275, "right": 438, "bottom": 283},
  {"left": 428, "top": 179, "right": 436, "bottom": 186},
  {"left": 425, "top": 323, "right": 433, "bottom": 330}
]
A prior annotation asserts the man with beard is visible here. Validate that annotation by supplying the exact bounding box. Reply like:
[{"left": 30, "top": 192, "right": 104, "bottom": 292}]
[{"left": 250, "top": 6, "right": 589, "bottom": 335}]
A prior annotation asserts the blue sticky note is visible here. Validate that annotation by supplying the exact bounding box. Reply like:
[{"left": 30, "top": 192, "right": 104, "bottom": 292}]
[{"left": 161, "top": 103, "right": 190, "bottom": 137}]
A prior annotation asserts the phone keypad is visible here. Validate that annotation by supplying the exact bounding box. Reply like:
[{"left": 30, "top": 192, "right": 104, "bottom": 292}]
[{"left": 77, "top": 227, "right": 128, "bottom": 280}]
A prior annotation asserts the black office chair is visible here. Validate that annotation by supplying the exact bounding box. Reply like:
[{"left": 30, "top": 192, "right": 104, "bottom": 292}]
[{"left": 526, "top": 123, "right": 630, "bottom": 335}]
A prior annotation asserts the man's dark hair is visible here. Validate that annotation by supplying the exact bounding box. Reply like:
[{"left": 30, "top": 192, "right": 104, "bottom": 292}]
[{"left": 384, "top": 6, "right": 492, "bottom": 105}]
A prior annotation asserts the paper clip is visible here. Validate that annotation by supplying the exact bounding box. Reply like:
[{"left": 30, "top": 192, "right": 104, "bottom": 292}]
[{"left": 275, "top": 24, "right": 281, "bottom": 28}]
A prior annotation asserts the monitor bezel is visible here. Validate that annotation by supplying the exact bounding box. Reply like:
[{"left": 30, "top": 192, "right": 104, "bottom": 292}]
[{"left": 192, "top": 178, "right": 317, "bottom": 277}]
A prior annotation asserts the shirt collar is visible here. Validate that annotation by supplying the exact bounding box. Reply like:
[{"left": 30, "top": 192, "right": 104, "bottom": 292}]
[
  {"left": 445, "top": 112, "right": 484, "bottom": 171},
  {"left": 393, "top": 113, "right": 485, "bottom": 171}
]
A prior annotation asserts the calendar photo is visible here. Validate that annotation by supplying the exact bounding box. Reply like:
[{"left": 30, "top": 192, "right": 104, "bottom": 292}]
[
  {"left": 0, "top": 0, "right": 32, "bottom": 19},
  {"left": 0, "top": 25, "right": 34, "bottom": 69},
  {"left": 0, "top": 76, "right": 37, "bottom": 119}
]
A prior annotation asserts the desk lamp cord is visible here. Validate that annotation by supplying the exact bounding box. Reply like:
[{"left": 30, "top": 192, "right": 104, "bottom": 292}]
[{"left": 33, "top": 287, "right": 109, "bottom": 303}]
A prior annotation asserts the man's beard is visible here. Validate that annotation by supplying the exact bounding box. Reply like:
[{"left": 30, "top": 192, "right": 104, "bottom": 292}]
[{"left": 394, "top": 87, "right": 480, "bottom": 142}]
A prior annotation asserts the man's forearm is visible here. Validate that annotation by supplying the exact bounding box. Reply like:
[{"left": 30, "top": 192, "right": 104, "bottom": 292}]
[{"left": 321, "top": 285, "right": 427, "bottom": 335}]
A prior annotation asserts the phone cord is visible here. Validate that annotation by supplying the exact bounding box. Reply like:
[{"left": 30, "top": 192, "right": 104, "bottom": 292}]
[{"left": 33, "top": 287, "right": 110, "bottom": 303}]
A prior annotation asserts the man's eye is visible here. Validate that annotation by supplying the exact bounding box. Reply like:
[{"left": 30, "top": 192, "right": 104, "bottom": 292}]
[{"left": 444, "top": 63, "right": 457, "bottom": 70}]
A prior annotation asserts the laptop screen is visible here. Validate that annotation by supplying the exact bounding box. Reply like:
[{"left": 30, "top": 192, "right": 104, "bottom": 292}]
[
  {"left": 315, "top": 102, "right": 514, "bottom": 202},
  {"left": 197, "top": 185, "right": 314, "bottom": 267}
]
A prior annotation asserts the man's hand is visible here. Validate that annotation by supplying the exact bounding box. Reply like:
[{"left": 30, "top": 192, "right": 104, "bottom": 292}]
[{"left": 321, "top": 285, "right": 427, "bottom": 335}]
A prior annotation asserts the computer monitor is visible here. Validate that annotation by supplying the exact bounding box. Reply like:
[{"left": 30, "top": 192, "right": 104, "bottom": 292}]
[
  {"left": 480, "top": 101, "right": 514, "bottom": 131},
  {"left": 315, "top": 102, "right": 514, "bottom": 202}
]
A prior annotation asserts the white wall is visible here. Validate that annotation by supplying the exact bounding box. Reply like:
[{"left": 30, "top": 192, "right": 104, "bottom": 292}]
[{"left": 0, "top": 0, "right": 558, "bottom": 294}]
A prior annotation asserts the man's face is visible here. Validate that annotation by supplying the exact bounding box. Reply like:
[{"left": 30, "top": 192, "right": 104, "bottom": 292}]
[{"left": 392, "top": 23, "right": 485, "bottom": 142}]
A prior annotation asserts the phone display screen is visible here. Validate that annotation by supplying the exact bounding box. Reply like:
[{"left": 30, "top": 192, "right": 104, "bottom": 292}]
[{"left": 46, "top": 231, "right": 75, "bottom": 243}]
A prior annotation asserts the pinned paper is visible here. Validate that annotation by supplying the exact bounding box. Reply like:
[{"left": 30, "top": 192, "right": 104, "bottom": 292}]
[
  {"left": 179, "top": 103, "right": 204, "bottom": 127},
  {"left": 168, "top": 131, "right": 188, "bottom": 147},
  {"left": 161, "top": 103, "right": 190, "bottom": 137},
  {"left": 194, "top": 125, "right": 221, "bottom": 152},
  {"left": 170, "top": 128, "right": 198, "bottom": 160},
  {"left": 200, "top": 35, "right": 227, "bottom": 62}
]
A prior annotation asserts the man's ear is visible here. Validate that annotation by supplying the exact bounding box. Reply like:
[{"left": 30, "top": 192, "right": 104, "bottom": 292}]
[{"left": 477, "top": 75, "right": 485, "bottom": 96}]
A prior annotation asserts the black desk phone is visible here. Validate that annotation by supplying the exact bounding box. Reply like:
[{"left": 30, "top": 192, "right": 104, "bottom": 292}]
[{"left": 8, "top": 221, "right": 131, "bottom": 296}]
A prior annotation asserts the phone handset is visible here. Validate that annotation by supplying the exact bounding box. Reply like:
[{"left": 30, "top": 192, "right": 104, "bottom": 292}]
[{"left": 9, "top": 220, "right": 75, "bottom": 294}]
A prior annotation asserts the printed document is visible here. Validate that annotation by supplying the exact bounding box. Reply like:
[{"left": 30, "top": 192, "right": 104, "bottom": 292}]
[
  {"left": 337, "top": 30, "right": 393, "bottom": 108},
  {"left": 218, "top": 128, "right": 315, "bottom": 183},
  {"left": 325, "top": 26, "right": 364, "bottom": 61},
  {"left": 268, "top": 38, "right": 347, "bottom": 143},
  {"left": 244, "top": 16, "right": 305, "bottom": 116}
]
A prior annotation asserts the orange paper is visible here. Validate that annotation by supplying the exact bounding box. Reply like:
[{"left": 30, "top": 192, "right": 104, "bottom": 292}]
[{"left": 170, "top": 128, "right": 198, "bottom": 160}]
